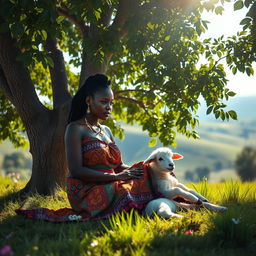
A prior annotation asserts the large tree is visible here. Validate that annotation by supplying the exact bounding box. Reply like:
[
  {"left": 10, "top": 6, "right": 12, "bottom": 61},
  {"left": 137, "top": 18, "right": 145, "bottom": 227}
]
[
  {"left": 0, "top": 0, "right": 239, "bottom": 195},
  {"left": 235, "top": 146, "right": 256, "bottom": 182}
]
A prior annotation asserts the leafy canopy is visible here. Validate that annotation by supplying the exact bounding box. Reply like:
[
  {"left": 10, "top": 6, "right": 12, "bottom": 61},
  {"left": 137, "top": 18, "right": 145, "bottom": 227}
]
[{"left": 1, "top": 0, "right": 253, "bottom": 147}]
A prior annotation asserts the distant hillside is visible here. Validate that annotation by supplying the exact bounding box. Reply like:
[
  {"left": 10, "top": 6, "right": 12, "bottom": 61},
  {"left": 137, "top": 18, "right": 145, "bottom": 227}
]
[{"left": 116, "top": 119, "right": 256, "bottom": 182}]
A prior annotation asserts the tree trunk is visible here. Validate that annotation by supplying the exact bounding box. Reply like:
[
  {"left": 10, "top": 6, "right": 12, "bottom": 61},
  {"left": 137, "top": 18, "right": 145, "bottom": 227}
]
[
  {"left": 79, "top": 50, "right": 110, "bottom": 86},
  {"left": 21, "top": 104, "right": 70, "bottom": 196}
]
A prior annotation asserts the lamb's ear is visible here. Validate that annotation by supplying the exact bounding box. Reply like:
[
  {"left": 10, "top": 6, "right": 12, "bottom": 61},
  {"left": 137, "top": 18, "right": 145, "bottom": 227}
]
[
  {"left": 172, "top": 153, "right": 183, "bottom": 160},
  {"left": 143, "top": 153, "right": 156, "bottom": 164}
]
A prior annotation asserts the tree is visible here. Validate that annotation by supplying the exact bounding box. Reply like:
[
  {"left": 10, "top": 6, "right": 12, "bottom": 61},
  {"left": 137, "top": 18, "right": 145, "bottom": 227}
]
[
  {"left": 2, "top": 152, "right": 27, "bottom": 171},
  {"left": 235, "top": 147, "right": 256, "bottom": 182},
  {"left": 195, "top": 166, "right": 210, "bottom": 181},
  {"left": 184, "top": 170, "right": 195, "bottom": 182},
  {"left": 0, "top": 0, "right": 238, "bottom": 195}
]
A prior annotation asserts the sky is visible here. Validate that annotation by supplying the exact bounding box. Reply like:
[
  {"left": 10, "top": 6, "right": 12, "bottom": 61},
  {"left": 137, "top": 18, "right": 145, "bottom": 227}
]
[{"left": 201, "top": 1, "right": 256, "bottom": 97}]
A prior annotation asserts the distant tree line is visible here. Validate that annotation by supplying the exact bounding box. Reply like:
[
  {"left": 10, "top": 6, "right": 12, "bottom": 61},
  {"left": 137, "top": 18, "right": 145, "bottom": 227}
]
[
  {"left": 0, "top": 152, "right": 32, "bottom": 179},
  {"left": 235, "top": 147, "right": 256, "bottom": 182},
  {"left": 184, "top": 146, "right": 256, "bottom": 183}
]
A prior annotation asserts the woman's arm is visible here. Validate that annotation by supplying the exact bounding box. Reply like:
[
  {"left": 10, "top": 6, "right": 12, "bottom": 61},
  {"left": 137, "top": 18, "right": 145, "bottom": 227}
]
[{"left": 65, "top": 123, "right": 142, "bottom": 182}]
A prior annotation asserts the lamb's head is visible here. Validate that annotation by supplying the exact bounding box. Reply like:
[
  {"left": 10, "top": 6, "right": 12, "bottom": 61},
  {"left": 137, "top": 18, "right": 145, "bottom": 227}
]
[{"left": 143, "top": 147, "right": 183, "bottom": 173}]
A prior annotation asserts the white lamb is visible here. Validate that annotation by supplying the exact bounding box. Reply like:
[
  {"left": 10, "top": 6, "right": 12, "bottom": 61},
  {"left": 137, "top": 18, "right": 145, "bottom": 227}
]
[{"left": 144, "top": 147, "right": 227, "bottom": 218}]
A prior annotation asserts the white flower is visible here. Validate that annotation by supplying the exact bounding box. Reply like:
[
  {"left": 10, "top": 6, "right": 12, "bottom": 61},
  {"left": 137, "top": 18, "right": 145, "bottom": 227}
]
[
  {"left": 68, "top": 215, "right": 82, "bottom": 221},
  {"left": 90, "top": 240, "right": 99, "bottom": 247}
]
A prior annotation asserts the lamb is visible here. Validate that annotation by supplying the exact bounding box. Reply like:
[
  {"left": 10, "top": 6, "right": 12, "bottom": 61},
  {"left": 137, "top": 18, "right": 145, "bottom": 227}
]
[{"left": 143, "top": 147, "right": 227, "bottom": 218}]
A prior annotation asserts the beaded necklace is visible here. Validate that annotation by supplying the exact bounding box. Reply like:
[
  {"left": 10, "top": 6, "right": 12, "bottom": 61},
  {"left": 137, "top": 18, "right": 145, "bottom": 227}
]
[{"left": 84, "top": 117, "right": 103, "bottom": 135}]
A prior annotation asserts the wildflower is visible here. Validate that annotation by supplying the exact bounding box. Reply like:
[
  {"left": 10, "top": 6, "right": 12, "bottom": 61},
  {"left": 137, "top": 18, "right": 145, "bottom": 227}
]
[
  {"left": 0, "top": 245, "right": 13, "bottom": 256},
  {"left": 7, "top": 172, "right": 20, "bottom": 183},
  {"left": 231, "top": 218, "right": 241, "bottom": 225},
  {"left": 185, "top": 229, "right": 193, "bottom": 235},
  {"left": 4, "top": 233, "right": 13, "bottom": 240},
  {"left": 68, "top": 215, "right": 82, "bottom": 221}
]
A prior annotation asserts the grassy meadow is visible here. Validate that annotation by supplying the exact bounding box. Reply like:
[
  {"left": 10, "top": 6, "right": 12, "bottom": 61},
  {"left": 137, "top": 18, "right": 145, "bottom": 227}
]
[{"left": 0, "top": 176, "right": 256, "bottom": 256}]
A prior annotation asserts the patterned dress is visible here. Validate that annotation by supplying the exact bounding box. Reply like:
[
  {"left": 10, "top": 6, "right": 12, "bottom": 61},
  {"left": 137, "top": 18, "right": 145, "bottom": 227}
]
[{"left": 16, "top": 137, "right": 159, "bottom": 222}]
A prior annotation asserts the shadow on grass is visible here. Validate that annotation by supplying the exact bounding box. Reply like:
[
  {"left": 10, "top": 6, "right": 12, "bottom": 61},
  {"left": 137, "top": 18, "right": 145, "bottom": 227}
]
[
  {"left": 0, "top": 213, "right": 109, "bottom": 256},
  {"left": 0, "top": 190, "right": 22, "bottom": 211},
  {"left": 148, "top": 202, "right": 256, "bottom": 256}
]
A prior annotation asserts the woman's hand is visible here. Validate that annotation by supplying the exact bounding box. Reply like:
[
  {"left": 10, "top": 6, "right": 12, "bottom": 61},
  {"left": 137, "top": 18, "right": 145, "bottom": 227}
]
[{"left": 115, "top": 166, "right": 144, "bottom": 181}]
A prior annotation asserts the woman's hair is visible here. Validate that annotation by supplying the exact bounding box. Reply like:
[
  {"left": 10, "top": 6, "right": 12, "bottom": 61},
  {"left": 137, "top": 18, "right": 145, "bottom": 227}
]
[{"left": 68, "top": 74, "right": 111, "bottom": 123}]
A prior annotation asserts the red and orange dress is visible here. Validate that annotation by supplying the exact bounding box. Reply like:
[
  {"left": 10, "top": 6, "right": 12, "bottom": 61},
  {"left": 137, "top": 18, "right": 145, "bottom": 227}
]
[{"left": 16, "top": 137, "right": 159, "bottom": 222}]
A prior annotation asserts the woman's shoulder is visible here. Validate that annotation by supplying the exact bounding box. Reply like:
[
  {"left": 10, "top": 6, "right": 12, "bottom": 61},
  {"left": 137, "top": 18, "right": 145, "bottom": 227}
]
[
  {"left": 65, "top": 121, "right": 91, "bottom": 137},
  {"left": 101, "top": 125, "right": 114, "bottom": 141}
]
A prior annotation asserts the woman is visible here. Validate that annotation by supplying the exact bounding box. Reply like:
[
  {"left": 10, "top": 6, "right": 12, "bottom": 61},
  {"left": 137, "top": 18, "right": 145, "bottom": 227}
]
[{"left": 16, "top": 74, "right": 159, "bottom": 222}]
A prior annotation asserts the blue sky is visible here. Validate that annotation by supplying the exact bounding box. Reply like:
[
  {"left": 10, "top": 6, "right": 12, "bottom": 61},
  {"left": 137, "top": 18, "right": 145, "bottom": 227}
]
[{"left": 202, "top": 2, "right": 256, "bottom": 97}]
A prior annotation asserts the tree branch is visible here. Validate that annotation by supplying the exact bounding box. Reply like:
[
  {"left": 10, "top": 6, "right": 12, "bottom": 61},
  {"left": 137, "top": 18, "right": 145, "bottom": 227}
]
[
  {"left": 114, "top": 94, "right": 146, "bottom": 109},
  {"left": 45, "top": 34, "right": 72, "bottom": 108},
  {"left": 114, "top": 89, "right": 150, "bottom": 94},
  {"left": 56, "top": 3, "right": 89, "bottom": 38},
  {"left": 0, "top": 29, "right": 47, "bottom": 124},
  {"left": 108, "top": 0, "right": 136, "bottom": 39}
]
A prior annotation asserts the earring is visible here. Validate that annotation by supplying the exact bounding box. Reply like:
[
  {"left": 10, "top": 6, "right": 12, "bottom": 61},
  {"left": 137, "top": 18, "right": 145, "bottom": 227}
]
[{"left": 87, "top": 104, "right": 90, "bottom": 114}]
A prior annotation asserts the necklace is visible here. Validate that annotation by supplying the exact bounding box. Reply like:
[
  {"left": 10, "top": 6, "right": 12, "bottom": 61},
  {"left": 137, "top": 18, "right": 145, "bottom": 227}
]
[{"left": 84, "top": 117, "right": 103, "bottom": 135}]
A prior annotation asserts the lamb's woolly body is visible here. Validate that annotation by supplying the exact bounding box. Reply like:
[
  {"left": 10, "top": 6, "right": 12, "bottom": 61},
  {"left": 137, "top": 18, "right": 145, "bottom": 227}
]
[
  {"left": 149, "top": 165, "right": 178, "bottom": 191},
  {"left": 144, "top": 147, "right": 227, "bottom": 218}
]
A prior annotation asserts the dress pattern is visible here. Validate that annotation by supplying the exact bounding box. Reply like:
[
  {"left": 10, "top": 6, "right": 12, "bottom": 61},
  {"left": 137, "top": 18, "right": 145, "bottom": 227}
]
[{"left": 16, "top": 137, "right": 159, "bottom": 222}]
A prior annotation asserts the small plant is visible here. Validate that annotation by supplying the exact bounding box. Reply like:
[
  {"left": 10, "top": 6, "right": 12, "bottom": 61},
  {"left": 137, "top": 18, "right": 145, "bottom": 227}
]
[{"left": 192, "top": 177, "right": 209, "bottom": 200}]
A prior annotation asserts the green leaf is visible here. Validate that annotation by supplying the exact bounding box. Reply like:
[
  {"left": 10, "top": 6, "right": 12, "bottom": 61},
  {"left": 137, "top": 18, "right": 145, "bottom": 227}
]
[
  {"left": 147, "top": 22, "right": 154, "bottom": 30},
  {"left": 215, "top": 6, "right": 224, "bottom": 15},
  {"left": 232, "top": 66, "right": 237, "bottom": 75},
  {"left": 227, "top": 91, "right": 236, "bottom": 97},
  {"left": 206, "top": 105, "right": 213, "bottom": 115},
  {"left": 41, "top": 30, "right": 47, "bottom": 40},
  {"left": 244, "top": 0, "right": 252, "bottom": 7},
  {"left": 215, "top": 111, "right": 220, "bottom": 119},
  {"left": 234, "top": 1, "right": 244, "bottom": 11},
  {"left": 148, "top": 138, "right": 157, "bottom": 147},
  {"left": 246, "top": 67, "right": 254, "bottom": 76},
  {"left": 220, "top": 110, "right": 225, "bottom": 121},
  {"left": 240, "top": 17, "right": 252, "bottom": 25},
  {"left": 164, "top": 35, "right": 170, "bottom": 41},
  {"left": 228, "top": 110, "right": 238, "bottom": 120},
  {"left": 94, "top": 8, "right": 101, "bottom": 21}
]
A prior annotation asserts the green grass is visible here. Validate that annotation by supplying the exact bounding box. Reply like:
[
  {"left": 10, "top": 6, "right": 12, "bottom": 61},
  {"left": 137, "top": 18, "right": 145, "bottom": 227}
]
[{"left": 0, "top": 176, "right": 256, "bottom": 256}]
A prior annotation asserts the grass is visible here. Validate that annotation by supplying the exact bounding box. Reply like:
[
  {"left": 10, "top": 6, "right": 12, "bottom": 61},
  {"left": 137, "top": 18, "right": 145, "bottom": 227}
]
[{"left": 0, "top": 176, "right": 256, "bottom": 256}]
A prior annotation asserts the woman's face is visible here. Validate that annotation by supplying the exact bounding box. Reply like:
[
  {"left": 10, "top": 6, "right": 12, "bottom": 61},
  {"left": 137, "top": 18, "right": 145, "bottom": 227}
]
[{"left": 87, "top": 87, "right": 114, "bottom": 120}]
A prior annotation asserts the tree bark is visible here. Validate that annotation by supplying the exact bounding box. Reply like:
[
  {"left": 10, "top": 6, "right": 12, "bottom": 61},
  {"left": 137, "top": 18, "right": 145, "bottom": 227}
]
[
  {"left": 0, "top": 27, "right": 72, "bottom": 196},
  {"left": 21, "top": 103, "right": 70, "bottom": 195}
]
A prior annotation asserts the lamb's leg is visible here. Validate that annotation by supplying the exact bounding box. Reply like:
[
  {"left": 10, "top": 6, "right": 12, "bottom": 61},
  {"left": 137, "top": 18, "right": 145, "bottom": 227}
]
[
  {"left": 203, "top": 202, "right": 227, "bottom": 212},
  {"left": 176, "top": 183, "right": 208, "bottom": 202},
  {"left": 162, "top": 187, "right": 200, "bottom": 203}
]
